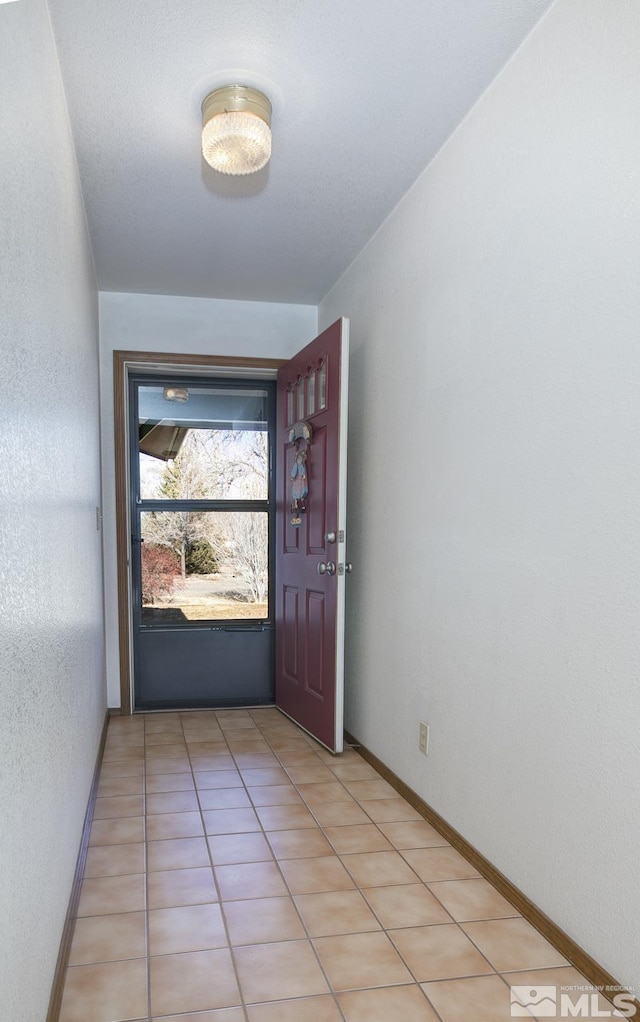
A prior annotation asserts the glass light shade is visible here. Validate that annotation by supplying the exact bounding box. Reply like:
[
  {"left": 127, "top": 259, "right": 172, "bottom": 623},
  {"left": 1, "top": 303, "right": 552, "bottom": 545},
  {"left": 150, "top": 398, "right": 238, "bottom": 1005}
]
[{"left": 201, "top": 86, "right": 272, "bottom": 176}]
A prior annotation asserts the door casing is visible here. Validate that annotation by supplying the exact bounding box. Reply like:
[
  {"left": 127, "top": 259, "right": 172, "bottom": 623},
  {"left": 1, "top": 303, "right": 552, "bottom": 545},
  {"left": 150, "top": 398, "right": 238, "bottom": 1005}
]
[{"left": 113, "top": 350, "right": 285, "bottom": 715}]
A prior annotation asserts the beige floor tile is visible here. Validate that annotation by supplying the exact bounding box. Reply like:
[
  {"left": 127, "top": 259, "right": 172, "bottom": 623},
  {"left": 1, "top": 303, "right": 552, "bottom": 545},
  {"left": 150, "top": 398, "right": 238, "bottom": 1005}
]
[
  {"left": 313, "top": 930, "right": 413, "bottom": 990},
  {"left": 84, "top": 843, "right": 145, "bottom": 878},
  {"left": 150, "top": 948, "right": 241, "bottom": 1015},
  {"left": 233, "top": 753, "right": 280, "bottom": 769},
  {"left": 363, "top": 884, "right": 452, "bottom": 928},
  {"left": 294, "top": 889, "right": 381, "bottom": 936},
  {"left": 149, "top": 903, "right": 227, "bottom": 955},
  {"left": 198, "top": 787, "right": 252, "bottom": 810},
  {"left": 194, "top": 769, "right": 243, "bottom": 788},
  {"left": 285, "top": 764, "right": 337, "bottom": 784},
  {"left": 69, "top": 912, "right": 146, "bottom": 965},
  {"left": 361, "top": 799, "right": 423, "bottom": 823},
  {"left": 103, "top": 748, "right": 144, "bottom": 764},
  {"left": 377, "top": 821, "right": 450, "bottom": 849},
  {"left": 153, "top": 1011, "right": 245, "bottom": 1022},
  {"left": 191, "top": 755, "right": 238, "bottom": 771},
  {"left": 203, "top": 807, "right": 261, "bottom": 835},
  {"left": 234, "top": 939, "right": 329, "bottom": 1003},
  {"left": 240, "top": 767, "right": 291, "bottom": 786},
  {"left": 280, "top": 855, "right": 356, "bottom": 894},
  {"left": 145, "top": 772, "right": 195, "bottom": 793},
  {"left": 338, "top": 983, "right": 441, "bottom": 1022},
  {"left": 328, "top": 761, "right": 381, "bottom": 782},
  {"left": 324, "top": 824, "right": 393, "bottom": 854},
  {"left": 256, "top": 804, "right": 318, "bottom": 830},
  {"left": 144, "top": 717, "right": 183, "bottom": 733},
  {"left": 389, "top": 923, "right": 494, "bottom": 982},
  {"left": 216, "top": 860, "right": 288, "bottom": 900},
  {"left": 145, "top": 743, "right": 189, "bottom": 760},
  {"left": 186, "top": 741, "right": 229, "bottom": 755},
  {"left": 400, "top": 846, "right": 481, "bottom": 881},
  {"left": 97, "top": 776, "right": 144, "bottom": 798},
  {"left": 309, "top": 802, "right": 372, "bottom": 828},
  {"left": 223, "top": 895, "right": 306, "bottom": 945},
  {"left": 296, "top": 782, "right": 354, "bottom": 804},
  {"left": 147, "top": 867, "right": 218, "bottom": 909},
  {"left": 246, "top": 995, "right": 342, "bottom": 1022},
  {"left": 343, "top": 779, "right": 398, "bottom": 801},
  {"left": 146, "top": 755, "right": 192, "bottom": 774},
  {"left": 98, "top": 761, "right": 144, "bottom": 779},
  {"left": 90, "top": 817, "right": 144, "bottom": 847},
  {"left": 461, "top": 918, "right": 568, "bottom": 972},
  {"left": 146, "top": 790, "right": 200, "bottom": 814},
  {"left": 58, "top": 958, "right": 147, "bottom": 1022},
  {"left": 248, "top": 784, "right": 303, "bottom": 806},
  {"left": 275, "top": 749, "right": 323, "bottom": 766},
  {"left": 146, "top": 811, "right": 205, "bottom": 841},
  {"left": 267, "top": 828, "right": 334, "bottom": 860},
  {"left": 145, "top": 732, "right": 188, "bottom": 746},
  {"left": 208, "top": 832, "right": 273, "bottom": 865},
  {"left": 226, "top": 740, "right": 270, "bottom": 755},
  {"left": 268, "top": 735, "right": 319, "bottom": 751},
  {"left": 342, "top": 850, "right": 420, "bottom": 887},
  {"left": 78, "top": 874, "right": 145, "bottom": 917},
  {"left": 147, "top": 836, "right": 210, "bottom": 872},
  {"left": 422, "top": 974, "right": 515, "bottom": 1022},
  {"left": 428, "top": 878, "right": 520, "bottom": 921}
]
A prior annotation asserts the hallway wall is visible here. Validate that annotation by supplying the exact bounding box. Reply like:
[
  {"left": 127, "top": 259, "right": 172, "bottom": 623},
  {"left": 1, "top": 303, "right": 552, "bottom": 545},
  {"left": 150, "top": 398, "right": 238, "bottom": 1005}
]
[
  {"left": 0, "top": 3, "right": 106, "bottom": 1021},
  {"left": 320, "top": 0, "right": 640, "bottom": 992},
  {"left": 99, "top": 290, "right": 317, "bottom": 706}
]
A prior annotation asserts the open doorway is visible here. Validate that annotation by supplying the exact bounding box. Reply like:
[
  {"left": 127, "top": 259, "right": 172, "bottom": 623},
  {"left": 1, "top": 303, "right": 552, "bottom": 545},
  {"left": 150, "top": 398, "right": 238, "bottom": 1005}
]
[{"left": 114, "top": 319, "right": 349, "bottom": 752}]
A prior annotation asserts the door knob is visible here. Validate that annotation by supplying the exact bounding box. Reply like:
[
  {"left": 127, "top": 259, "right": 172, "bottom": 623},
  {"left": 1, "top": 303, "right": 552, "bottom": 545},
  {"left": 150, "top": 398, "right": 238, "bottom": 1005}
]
[
  {"left": 317, "top": 561, "right": 336, "bottom": 575},
  {"left": 345, "top": 563, "right": 353, "bottom": 573},
  {"left": 325, "top": 531, "right": 337, "bottom": 544}
]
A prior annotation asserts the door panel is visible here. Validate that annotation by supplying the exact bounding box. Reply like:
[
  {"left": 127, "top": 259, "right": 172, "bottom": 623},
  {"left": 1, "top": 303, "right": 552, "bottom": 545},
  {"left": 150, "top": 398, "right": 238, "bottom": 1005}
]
[
  {"left": 137, "top": 626, "right": 273, "bottom": 707},
  {"left": 275, "top": 319, "right": 349, "bottom": 752}
]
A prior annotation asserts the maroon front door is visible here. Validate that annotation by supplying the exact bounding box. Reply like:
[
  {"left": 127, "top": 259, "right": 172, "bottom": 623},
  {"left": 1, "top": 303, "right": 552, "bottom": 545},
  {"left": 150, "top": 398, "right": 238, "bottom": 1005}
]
[{"left": 275, "top": 319, "right": 349, "bottom": 752}]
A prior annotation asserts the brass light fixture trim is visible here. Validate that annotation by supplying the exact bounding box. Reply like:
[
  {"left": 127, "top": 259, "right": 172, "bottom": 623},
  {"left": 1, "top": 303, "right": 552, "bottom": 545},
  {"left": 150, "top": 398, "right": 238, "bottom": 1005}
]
[{"left": 201, "top": 84, "right": 272, "bottom": 175}]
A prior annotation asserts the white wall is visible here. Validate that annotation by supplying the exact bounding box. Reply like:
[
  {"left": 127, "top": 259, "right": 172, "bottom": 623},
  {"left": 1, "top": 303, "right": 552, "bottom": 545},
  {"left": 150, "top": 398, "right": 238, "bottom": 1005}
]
[
  {"left": 0, "top": 2, "right": 106, "bottom": 1020},
  {"left": 99, "top": 290, "right": 317, "bottom": 705},
  {"left": 320, "top": 0, "right": 640, "bottom": 991}
]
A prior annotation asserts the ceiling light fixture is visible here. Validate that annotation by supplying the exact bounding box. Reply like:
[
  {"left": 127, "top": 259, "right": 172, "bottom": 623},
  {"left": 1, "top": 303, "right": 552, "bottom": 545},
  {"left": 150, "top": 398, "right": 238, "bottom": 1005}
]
[
  {"left": 201, "top": 85, "right": 272, "bottom": 176},
  {"left": 163, "top": 386, "right": 189, "bottom": 403}
]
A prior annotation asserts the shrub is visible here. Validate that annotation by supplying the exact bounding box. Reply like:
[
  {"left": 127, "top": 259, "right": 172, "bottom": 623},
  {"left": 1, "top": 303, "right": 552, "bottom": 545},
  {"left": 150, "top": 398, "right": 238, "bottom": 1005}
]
[
  {"left": 141, "top": 543, "right": 181, "bottom": 604},
  {"left": 185, "top": 538, "right": 218, "bottom": 575}
]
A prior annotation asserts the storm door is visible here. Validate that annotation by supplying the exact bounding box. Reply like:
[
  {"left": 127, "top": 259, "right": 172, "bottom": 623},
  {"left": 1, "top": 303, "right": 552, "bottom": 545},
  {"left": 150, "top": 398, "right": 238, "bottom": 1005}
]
[{"left": 129, "top": 375, "right": 275, "bottom": 709}]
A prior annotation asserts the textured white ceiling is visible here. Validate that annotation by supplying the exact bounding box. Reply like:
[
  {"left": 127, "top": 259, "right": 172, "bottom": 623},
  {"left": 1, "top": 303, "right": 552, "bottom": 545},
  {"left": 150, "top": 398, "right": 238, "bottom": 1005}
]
[{"left": 48, "top": 0, "right": 554, "bottom": 304}]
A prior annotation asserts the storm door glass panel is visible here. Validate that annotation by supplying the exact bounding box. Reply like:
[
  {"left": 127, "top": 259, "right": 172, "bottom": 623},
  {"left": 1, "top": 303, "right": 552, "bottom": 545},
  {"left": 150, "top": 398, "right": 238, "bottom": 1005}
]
[
  {"left": 140, "top": 510, "right": 269, "bottom": 623},
  {"left": 138, "top": 386, "right": 269, "bottom": 501}
]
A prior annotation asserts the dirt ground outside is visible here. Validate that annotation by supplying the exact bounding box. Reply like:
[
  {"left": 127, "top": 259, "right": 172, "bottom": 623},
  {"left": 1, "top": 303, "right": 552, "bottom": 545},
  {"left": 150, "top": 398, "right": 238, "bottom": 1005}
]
[{"left": 143, "top": 567, "right": 268, "bottom": 621}]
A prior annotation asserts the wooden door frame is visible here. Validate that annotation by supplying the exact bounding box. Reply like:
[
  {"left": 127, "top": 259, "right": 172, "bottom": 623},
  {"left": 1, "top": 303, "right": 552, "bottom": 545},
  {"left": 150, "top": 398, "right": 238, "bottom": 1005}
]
[{"left": 113, "top": 350, "right": 286, "bottom": 715}]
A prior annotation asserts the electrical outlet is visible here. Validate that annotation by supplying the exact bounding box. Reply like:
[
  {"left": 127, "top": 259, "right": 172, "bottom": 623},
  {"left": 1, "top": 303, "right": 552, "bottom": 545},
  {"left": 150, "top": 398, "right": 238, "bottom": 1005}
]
[{"left": 419, "top": 721, "right": 430, "bottom": 755}]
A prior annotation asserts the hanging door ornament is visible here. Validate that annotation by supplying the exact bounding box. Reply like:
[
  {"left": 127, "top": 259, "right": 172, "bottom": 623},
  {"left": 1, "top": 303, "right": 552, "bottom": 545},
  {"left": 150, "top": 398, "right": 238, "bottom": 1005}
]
[{"left": 289, "top": 420, "right": 313, "bottom": 526}]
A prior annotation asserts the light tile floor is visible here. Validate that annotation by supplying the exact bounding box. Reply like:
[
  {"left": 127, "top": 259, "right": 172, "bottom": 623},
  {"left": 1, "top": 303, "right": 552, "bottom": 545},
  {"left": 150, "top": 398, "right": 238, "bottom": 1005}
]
[{"left": 57, "top": 708, "right": 614, "bottom": 1022}]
